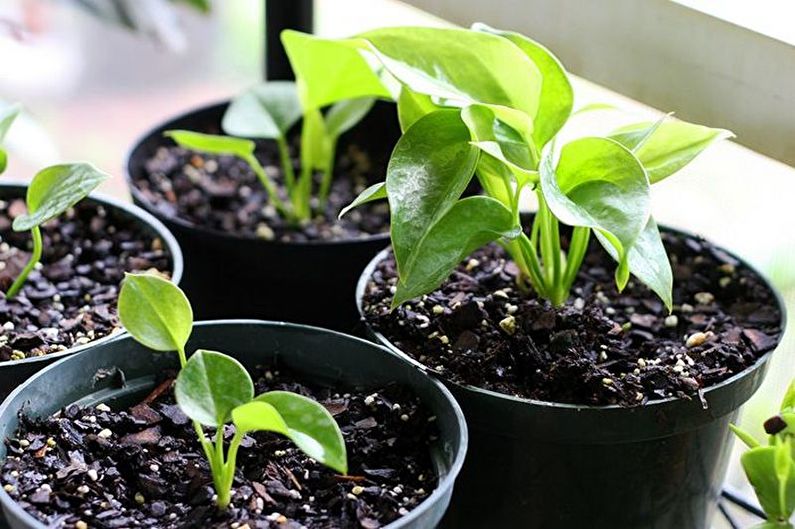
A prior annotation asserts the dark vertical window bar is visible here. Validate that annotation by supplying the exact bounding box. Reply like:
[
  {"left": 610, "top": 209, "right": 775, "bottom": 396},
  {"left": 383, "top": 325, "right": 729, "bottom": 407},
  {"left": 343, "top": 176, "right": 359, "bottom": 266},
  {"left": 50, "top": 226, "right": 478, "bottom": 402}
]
[{"left": 265, "top": 0, "right": 314, "bottom": 80}]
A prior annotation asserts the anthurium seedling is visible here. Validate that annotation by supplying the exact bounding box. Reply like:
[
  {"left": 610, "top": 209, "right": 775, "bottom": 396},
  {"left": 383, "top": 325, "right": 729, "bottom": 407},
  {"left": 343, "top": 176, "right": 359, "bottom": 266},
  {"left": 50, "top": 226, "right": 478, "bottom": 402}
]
[
  {"left": 3, "top": 163, "right": 109, "bottom": 299},
  {"left": 0, "top": 103, "right": 20, "bottom": 174},
  {"left": 332, "top": 23, "right": 731, "bottom": 310},
  {"left": 118, "top": 273, "right": 347, "bottom": 510},
  {"left": 731, "top": 381, "right": 795, "bottom": 528}
]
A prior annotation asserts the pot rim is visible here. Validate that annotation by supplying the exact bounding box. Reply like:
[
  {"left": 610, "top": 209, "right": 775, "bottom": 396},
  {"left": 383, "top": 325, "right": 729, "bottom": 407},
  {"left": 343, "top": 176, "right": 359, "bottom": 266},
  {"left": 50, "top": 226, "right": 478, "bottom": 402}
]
[
  {"left": 0, "top": 181, "right": 184, "bottom": 369},
  {"left": 123, "top": 99, "right": 392, "bottom": 248},
  {"left": 0, "top": 319, "right": 468, "bottom": 529},
  {"left": 356, "top": 222, "right": 788, "bottom": 413}
]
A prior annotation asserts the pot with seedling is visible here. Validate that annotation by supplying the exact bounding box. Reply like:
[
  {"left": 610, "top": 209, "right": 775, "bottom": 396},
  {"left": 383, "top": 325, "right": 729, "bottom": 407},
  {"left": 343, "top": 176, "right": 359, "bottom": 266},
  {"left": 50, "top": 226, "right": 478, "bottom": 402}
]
[
  {"left": 125, "top": 31, "right": 404, "bottom": 330},
  {"left": 0, "top": 274, "right": 466, "bottom": 529},
  {"left": 0, "top": 126, "right": 183, "bottom": 398},
  {"left": 311, "top": 24, "right": 788, "bottom": 528}
]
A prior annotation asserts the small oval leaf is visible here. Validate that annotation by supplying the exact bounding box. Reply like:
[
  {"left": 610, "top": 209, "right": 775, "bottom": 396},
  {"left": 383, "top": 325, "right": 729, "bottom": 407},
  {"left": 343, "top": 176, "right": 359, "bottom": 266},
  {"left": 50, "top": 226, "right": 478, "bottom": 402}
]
[
  {"left": 255, "top": 391, "right": 348, "bottom": 475},
  {"left": 118, "top": 273, "right": 193, "bottom": 353},
  {"left": 175, "top": 350, "right": 254, "bottom": 427},
  {"left": 339, "top": 181, "right": 386, "bottom": 219},
  {"left": 165, "top": 130, "right": 255, "bottom": 159},
  {"left": 232, "top": 401, "right": 289, "bottom": 436},
  {"left": 222, "top": 82, "right": 302, "bottom": 140}
]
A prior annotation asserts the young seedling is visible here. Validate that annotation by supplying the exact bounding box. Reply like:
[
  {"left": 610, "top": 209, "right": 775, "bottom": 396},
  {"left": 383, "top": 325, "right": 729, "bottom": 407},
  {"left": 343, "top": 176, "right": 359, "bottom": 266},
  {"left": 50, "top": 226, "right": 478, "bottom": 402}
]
[
  {"left": 325, "top": 24, "right": 731, "bottom": 310},
  {"left": 3, "top": 163, "right": 108, "bottom": 299},
  {"left": 0, "top": 103, "right": 20, "bottom": 175},
  {"left": 165, "top": 76, "right": 380, "bottom": 225},
  {"left": 118, "top": 273, "right": 347, "bottom": 510},
  {"left": 731, "top": 381, "right": 795, "bottom": 528}
]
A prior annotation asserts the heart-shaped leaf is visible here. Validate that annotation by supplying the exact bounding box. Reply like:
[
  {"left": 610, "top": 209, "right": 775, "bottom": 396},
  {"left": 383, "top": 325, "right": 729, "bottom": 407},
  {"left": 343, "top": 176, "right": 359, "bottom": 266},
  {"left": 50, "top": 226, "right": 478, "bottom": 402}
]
[
  {"left": 741, "top": 446, "right": 795, "bottom": 522},
  {"left": 325, "top": 97, "right": 376, "bottom": 138},
  {"left": 13, "top": 163, "right": 109, "bottom": 232},
  {"left": 222, "top": 82, "right": 302, "bottom": 140},
  {"left": 175, "top": 350, "right": 254, "bottom": 427},
  {"left": 165, "top": 130, "right": 255, "bottom": 159},
  {"left": 609, "top": 119, "right": 733, "bottom": 183},
  {"left": 339, "top": 181, "right": 386, "bottom": 219},
  {"left": 254, "top": 391, "right": 348, "bottom": 475},
  {"left": 387, "top": 110, "right": 479, "bottom": 279},
  {"left": 540, "top": 137, "right": 650, "bottom": 288},
  {"left": 118, "top": 272, "right": 193, "bottom": 353},
  {"left": 473, "top": 24, "right": 573, "bottom": 149},
  {"left": 393, "top": 196, "right": 520, "bottom": 307}
]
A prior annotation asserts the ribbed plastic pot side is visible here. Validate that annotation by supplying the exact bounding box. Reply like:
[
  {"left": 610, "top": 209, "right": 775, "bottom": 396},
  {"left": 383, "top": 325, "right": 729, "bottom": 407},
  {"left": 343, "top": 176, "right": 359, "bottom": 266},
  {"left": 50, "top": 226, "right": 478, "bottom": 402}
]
[
  {"left": 355, "top": 228, "right": 787, "bottom": 529},
  {"left": 0, "top": 183, "right": 184, "bottom": 400},
  {"left": 124, "top": 101, "right": 398, "bottom": 332},
  {"left": 0, "top": 321, "right": 468, "bottom": 529}
]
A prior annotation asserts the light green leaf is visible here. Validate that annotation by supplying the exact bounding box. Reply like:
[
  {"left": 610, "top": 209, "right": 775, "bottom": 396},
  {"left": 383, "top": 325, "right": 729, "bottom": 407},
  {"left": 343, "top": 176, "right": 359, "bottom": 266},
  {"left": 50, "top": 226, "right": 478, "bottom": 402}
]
[
  {"left": 609, "top": 119, "right": 733, "bottom": 183},
  {"left": 397, "top": 87, "right": 437, "bottom": 132},
  {"left": 572, "top": 102, "right": 617, "bottom": 115},
  {"left": 222, "top": 82, "right": 302, "bottom": 139},
  {"left": 387, "top": 110, "right": 479, "bottom": 278},
  {"left": 0, "top": 150, "right": 7, "bottom": 174},
  {"left": 231, "top": 401, "right": 288, "bottom": 435},
  {"left": 594, "top": 216, "right": 673, "bottom": 311},
  {"left": 742, "top": 446, "right": 795, "bottom": 521},
  {"left": 300, "top": 108, "right": 332, "bottom": 172},
  {"left": 0, "top": 103, "right": 20, "bottom": 143},
  {"left": 339, "top": 182, "right": 386, "bottom": 219},
  {"left": 751, "top": 523, "right": 795, "bottom": 529},
  {"left": 175, "top": 350, "right": 254, "bottom": 427},
  {"left": 608, "top": 114, "right": 670, "bottom": 152},
  {"left": 13, "top": 163, "right": 109, "bottom": 231},
  {"left": 540, "top": 137, "right": 650, "bottom": 289},
  {"left": 781, "top": 380, "right": 795, "bottom": 412},
  {"left": 473, "top": 24, "right": 573, "bottom": 149},
  {"left": 358, "top": 27, "right": 542, "bottom": 118},
  {"left": 731, "top": 423, "right": 762, "bottom": 449},
  {"left": 118, "top": 273, "right": 193, "bottom": 353},
  {"left": 255, "top": 391, "right": 348, "bottom": 474},
  {"left": 165, "top": 130, "right": 255, "bottom": 159},
  {"left": 281, "top": 30, "right": 391, "bottom": 110},
  {"left": 325, "top": 97, "right": 375, "bottom": 138},
  {"left": 393, "top": 196, "right": 520, "bottom": 307}
]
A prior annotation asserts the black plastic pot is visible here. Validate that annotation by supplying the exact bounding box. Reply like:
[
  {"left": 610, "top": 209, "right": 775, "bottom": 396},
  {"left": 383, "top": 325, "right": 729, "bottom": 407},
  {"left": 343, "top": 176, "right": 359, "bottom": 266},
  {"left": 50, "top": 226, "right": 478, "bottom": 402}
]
[
  {"left": 356, "top": 231, "right": 787, "bottom": 529},
  {"left": 0, "top": 320, "right": 467, "bottom": 529},
  {"left": 125, "top": 101, "right": 399, "bottom": 332},
  {"left": 0, "top": 183, "right": 183, "bottom": 401}
]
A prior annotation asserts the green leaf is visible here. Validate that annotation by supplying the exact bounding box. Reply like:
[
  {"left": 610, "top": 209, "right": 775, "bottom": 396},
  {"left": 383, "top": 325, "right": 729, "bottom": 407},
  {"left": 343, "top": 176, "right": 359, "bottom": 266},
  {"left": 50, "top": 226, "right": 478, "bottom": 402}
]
[
  {"left": 231, "top": 401, "right": 288, "bottom": 435},
  {"left": 325, "top": 97, "right": 376, "bottom": 138},
  {"left": 393, "top": 196, "right": 520, "bottom": 307},
  {"left": 165, "top": 130, "right": 255, "bottom": 159},
  {"left": 118, "top": 273, "right": 193, "bottom": 353},
  {"left": 281, "top": 30, "right": 391, "bottom": 110},
  {"left": 594, "top": 216, "right": 673, "bottom": 311},
  {"left": 13, "top": 163, "right": 109, "bottom": 231},
  {"left": 0, "top": 103, "right": 20, "bottom": 143},
  {"left": 731, "top": 423, "right": 762, "bottom": 449},
  {"left": 387, "top": 110, "right": 479, "bottom": 278},
  {"left": 781, "top": 380, "right": 795, "bottom": 412},
  {"left": 358, "top": 27, "right": 542, "bottom": 118},
  {"left": 751, "top": 523, "right": 795, "bottom": 529},
  {"left": 175, "top": 350, "right": 254, "bottom": 427},
  {"left": 255, "top": 391, "right": 348, "bottom": 475},
  {"left": 397, "top": 87, "right": 437, "bottom": 132},
  {"left": 222, "top": 82, "right": 302, "bottom": 140},
  {"left": 0, "top": 150, "right": 7, "bottom": 174},
  {"left": 339, "top": 182, "right": 386, "bottom": 219},
  {"left": 473, "top": 24, "right": 573, "bottom": 149},
  {"left": 609, "top": 119, "right": 733, "bottom": 183},
  {"left": 742, "top": 446, "right": 795, "bottom": 521},
  {"left": 540, "top": 137, "right": 650, "bottom": 288},
  {"left": 300, "top": 108, "right": 332, "bottom": 172}
]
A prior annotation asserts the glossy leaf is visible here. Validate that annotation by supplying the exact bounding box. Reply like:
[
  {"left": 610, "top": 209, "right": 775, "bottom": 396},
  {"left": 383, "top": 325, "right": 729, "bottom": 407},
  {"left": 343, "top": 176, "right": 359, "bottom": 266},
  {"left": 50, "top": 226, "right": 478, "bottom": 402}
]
[
  {"left": 165, "top": 130, "right": 255, "bottom": 159},
  {"left": 393, "top": 196, "right": 520, "bottom": 307},
  {"left": 222, "top": 82, "right": 302, "bottom": 139},
  {"left": 325, "top": 97, "right": 376, "bottom": 138},
  {"left": 387, "top": 110, "right": 479, "bottom": 278},
  {"left": 609, "top": 119, "right": 733, "bottom": 183},
  {"left": 13, "top": 163, "right": 109, "bottom": 232},
  {"left": 118, "top": 273, "right": 193, "bottom": 353},
  {"left": 359, "top": 27, "right": 542, "bottom": 118},
  {"left": 594, "top": 216, "right": 673, "bottom": 311},
  {"left": 742, "top": 446, "right": 795, "bottom": 521},
  {"left": 281, "top": 30, "right": 391, "bottom": 110},
  {"left": 473, "top": 24, "right": 573, "bottom": 148},
  {"left": 175, "top": 350, "right": 254, "bottom": 427},
  {"left": 540, "top": 137, "right": 650, "bottom": 288},
  {"left": 231, "top": 401, "right": 288, "bottom": 435},
  {"left": 397, "top": 87, "right": 437, "bottom": 131},
  {"left": 255, "top": 391, "right": 348, "bottom": 474},
  {"left": 339, "top": 182, "right": 386, "bottom": 219}
]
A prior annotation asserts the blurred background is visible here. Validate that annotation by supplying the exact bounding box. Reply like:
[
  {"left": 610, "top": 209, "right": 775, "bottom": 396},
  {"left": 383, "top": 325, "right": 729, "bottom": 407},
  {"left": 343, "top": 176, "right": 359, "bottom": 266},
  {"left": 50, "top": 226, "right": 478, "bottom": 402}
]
[{"left": 0, "top": 1, "right": 793, "bottom": 525}]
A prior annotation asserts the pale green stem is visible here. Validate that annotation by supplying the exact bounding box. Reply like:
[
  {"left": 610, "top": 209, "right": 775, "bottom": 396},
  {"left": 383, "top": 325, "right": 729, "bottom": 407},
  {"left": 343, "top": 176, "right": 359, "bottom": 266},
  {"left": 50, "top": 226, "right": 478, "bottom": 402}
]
[
  {"left": 6, "top": 226, "right": 42, "bottom": 299},
  {"left": 276, "top": 136, "right": 296, "bottom": 192},
  {"left": 317, "top": 136, "right": 338, "bottom": 210}
]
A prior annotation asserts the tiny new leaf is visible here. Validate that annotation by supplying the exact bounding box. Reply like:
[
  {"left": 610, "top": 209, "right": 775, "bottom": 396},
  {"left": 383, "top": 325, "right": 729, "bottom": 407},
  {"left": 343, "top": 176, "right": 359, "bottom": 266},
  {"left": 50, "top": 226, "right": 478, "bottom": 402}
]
[
  {"left": 339, "top": 182, "right": 386, "bottom": 219},
  {"left": 165, "top": 130, "right": 255, "bottom": 159},
  {"left": 175, "top": 349, "right": 254, "bottom": 427},
  {"left": 222, "top": 82, "right": 302, "bottom": 140},
  {"left": 118, "top": 273, "right": 193, "bottom": 353},
  {"left": 0, "top": 103, "right": 20, "bottom": 174}
]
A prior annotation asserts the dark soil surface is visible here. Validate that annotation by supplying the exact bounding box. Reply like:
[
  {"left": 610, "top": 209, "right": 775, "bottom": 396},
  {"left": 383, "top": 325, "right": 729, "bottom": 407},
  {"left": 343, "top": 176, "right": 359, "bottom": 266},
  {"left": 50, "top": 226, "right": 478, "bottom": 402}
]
[
  {"left": 0, "top": 200, "right": 173, "bottom": 362},
  {"left": 134, "top": 122, "right": 393, "bottom": 243},
  {"left": 362, "top": 231, "right": 783, "bottom": 407},
  {"left": 1, "top": 368, "right": 438, "bottom": 528}
]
